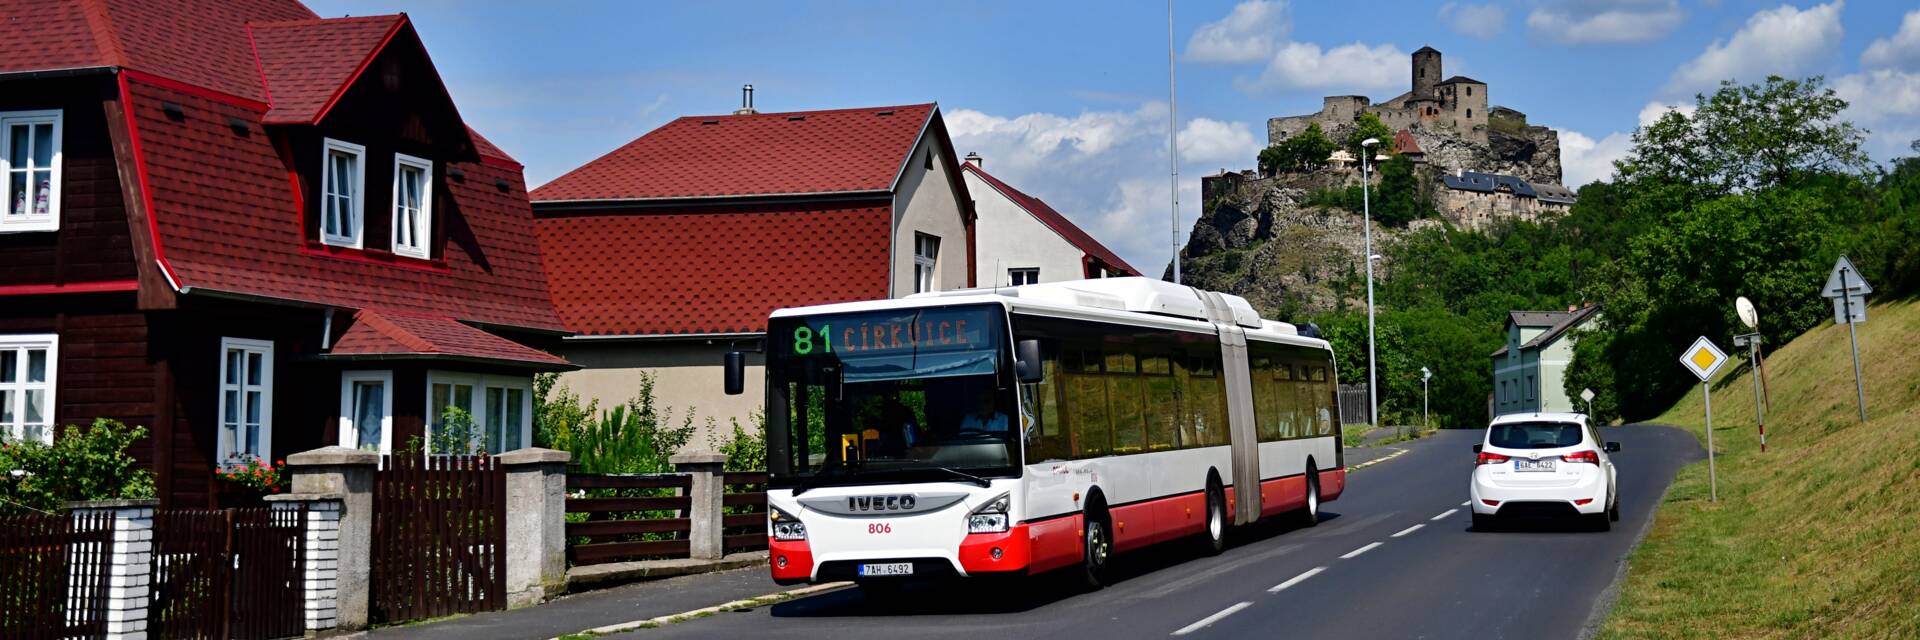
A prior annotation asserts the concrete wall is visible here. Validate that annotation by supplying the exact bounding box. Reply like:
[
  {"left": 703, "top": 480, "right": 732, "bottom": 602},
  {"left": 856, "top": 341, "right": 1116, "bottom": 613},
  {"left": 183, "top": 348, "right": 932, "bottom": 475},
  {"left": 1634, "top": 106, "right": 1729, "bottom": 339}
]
[
  {"left": 963, "top": 168, "right": 1091, "bottom": 286},
  {"left": 553, "top": 341, "right": 766, "bottom": 452},
  {"left": 891, "top": 128, "right": 970, "bottom": 296}
]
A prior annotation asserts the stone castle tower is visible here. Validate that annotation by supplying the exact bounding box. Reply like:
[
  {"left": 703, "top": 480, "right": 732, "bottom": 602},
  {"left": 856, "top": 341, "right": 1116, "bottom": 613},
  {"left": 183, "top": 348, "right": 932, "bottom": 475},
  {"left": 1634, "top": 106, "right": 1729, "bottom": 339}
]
[
  {"left": 1268, "top": 46, "right": 1489, "bottom": 146},
  {"left": 1412, "top": 46, "right": 1441, "bottom": 100}
]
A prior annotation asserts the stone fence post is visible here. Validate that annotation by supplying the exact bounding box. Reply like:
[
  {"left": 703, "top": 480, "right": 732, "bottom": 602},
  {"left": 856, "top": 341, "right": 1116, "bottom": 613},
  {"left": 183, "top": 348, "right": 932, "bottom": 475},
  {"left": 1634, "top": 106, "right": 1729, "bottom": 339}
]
[
  {"left": 672, "top": 452, "right": 727, "bottom": 560},
  {"left": 67, "top": 499, "right": 158, "bottom": 640},
  {"left": 263, "top": 493, "right": 344, "bottom": 635},
  {"left": 499, "top": 448, "right": 570, "bottom": 609},
  {"left": 283, "top": 447, "right": 377, "bottom": 631}
]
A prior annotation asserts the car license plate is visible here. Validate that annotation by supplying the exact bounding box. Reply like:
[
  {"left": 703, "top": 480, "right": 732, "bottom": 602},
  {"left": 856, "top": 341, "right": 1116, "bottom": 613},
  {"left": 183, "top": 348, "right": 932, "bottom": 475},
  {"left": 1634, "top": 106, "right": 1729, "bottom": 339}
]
[
  {"left": 1514, "top": 459, "right": 1556, "bottom": 472},
  {"left": 857, "top": 562, "right": 914, "bottom": 577}
]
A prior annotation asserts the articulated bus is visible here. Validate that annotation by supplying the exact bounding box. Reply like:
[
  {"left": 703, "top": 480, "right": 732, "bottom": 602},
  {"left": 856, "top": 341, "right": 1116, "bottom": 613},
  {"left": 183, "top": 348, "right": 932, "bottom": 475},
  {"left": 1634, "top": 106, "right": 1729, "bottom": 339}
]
[{"left": 724, "top": 277, "right": 1344, "bottom": 588}]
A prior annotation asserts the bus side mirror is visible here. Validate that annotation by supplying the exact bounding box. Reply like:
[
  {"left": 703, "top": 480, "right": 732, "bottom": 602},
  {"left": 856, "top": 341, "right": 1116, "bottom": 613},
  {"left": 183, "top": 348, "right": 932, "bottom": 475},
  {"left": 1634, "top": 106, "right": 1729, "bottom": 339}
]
[
  {"left": 1014, "top": 339, "right": 1044, "bottom": 384},
  {"left": 723, "top": 351, "right": 746, "bottom": 396}
]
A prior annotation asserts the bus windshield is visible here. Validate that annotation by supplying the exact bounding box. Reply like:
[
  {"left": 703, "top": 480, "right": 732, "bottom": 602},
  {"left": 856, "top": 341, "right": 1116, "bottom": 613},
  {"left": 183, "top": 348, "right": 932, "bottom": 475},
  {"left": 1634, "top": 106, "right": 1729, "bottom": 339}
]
[{"left": 764, "top": 304, "right": 1019, "bottom": 490}]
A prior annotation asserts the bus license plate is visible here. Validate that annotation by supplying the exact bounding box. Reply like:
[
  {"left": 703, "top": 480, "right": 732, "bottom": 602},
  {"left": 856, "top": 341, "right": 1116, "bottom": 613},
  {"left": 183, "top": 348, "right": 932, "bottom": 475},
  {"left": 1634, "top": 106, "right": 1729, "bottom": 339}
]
[
  {"left": 858, "top": 563, "right": 914, "bottom": 577},
  {"left": 1514, "top": 459, "right": 1555, "bottom": 472}
]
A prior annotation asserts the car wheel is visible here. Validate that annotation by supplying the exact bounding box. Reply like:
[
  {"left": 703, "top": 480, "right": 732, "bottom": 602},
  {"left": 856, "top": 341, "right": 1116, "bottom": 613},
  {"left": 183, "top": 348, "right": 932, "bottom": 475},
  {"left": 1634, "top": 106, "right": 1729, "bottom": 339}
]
[
  {"left": 1588, "top": 512, "right": 1612, "bottom": 532},
  {"left": 1471, "top": 513, "right": 1494, "bottom": 531},
  {"left": 1080, "top": 514, "right": 1111, "bottom": 590},
  {"left": 1608, "top": 496, "right": 1621, "bottom": 522},
  {"left": 1199, "top": 481, "right": 1227, "bottom": 556}
]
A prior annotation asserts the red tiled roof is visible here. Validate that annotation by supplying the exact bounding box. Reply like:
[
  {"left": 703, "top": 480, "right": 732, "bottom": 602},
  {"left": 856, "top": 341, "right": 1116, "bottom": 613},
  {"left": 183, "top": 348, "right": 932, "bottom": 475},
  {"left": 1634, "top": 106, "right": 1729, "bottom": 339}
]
[
  {"left": 329, "top": 309, "right": 570, "bottom": 368},
  {"left": 1393, "top": 129, "right": 1423, "bottom": 155},
  {"left": 960, "top": 163, "right": 1139, "bottom": 277},
  {"left": 531, "top": 104, "right": 936, "bottom": 202},
  {"left": 534, "top": 203, "right": 893, "bottom": 336},
  {"left": 0, "top": 0, "right": 316, "bottom": 101},
  {"left": 250, "top": 15, "right": 405, "bottom": 124}
]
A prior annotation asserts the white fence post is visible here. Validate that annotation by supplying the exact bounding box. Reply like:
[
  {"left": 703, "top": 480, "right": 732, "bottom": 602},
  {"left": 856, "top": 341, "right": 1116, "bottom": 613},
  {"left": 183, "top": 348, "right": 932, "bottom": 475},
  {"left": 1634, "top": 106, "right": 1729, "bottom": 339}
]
[{"left": 67, "top": 499, "right": 158, "bottom": 640}]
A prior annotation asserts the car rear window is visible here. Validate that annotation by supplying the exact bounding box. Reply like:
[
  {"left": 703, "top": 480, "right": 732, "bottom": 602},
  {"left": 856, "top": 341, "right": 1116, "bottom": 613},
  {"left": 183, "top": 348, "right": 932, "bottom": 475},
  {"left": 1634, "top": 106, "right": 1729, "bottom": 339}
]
[{"left": 1487, "top": 422, "right": 1584, "bottom": 449}]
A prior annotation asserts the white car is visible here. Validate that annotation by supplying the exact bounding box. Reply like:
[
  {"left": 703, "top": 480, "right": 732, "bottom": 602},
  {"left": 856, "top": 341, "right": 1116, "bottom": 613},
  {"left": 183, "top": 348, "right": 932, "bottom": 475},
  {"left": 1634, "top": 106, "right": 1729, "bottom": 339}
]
[{"left": 1469, "top": 412, "right": 1619, "bottom": 531}]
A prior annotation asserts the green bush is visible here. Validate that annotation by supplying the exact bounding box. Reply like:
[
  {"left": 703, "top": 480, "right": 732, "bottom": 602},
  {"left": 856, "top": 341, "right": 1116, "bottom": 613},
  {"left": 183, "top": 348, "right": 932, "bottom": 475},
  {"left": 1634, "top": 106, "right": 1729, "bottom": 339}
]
[
  {"left": 541, "top": 372, "right": 697, "bottom": 474},
  {"left": 710, "top": 413, "right": 767, "bottom": 473},
  {"left": 0, "top": 419, "right": 155, "bottom": 515}
]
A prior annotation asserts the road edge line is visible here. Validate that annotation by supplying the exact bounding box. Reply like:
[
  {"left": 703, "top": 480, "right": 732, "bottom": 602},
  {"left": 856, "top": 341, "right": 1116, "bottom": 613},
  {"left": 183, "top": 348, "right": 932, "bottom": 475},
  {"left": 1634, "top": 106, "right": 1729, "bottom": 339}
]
[
  {"left": 566, "top": 581, "right": 852, "bottom": 637},
  {"left": 1349, "top": 447, "right": 1411, "bottom": 471}
]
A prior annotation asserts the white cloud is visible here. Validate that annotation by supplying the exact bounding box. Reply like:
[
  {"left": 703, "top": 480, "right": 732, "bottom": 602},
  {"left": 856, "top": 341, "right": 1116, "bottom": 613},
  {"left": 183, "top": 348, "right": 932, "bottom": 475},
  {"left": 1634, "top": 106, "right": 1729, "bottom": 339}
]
[
  {"left": 947, "top": 104, "right": 1167, "bottom": 164},
  {"left": 1665, "top": 2, "right": 1844, "bottom": 95},
  {"left": 1440, "top": 2, "right": 1507, "bottom": 40},
  {"left": 1526, "top": 0, "right": 1684, "bottom": 45},
  {"left": 1834, "top": 69, "right": 1920, "bottom": 124},
  {"left": 1179, "top": 118, "right": 1262, "bottom": 165},
  {"left": 1250, "top": 41, "right": 1406, "bottom": 92},
  {"left": 1637, "top": 100, "right": 1697, "bottom": 127},
  {"left": 1558, "top": 129, "right": 1635, "bottom": 188},
  {"left": 1185, "top": 0, "right": 1289, "bottom": 63},
  {"left": 1862, "top": 10, "right": 1920, "bottom": 70}
]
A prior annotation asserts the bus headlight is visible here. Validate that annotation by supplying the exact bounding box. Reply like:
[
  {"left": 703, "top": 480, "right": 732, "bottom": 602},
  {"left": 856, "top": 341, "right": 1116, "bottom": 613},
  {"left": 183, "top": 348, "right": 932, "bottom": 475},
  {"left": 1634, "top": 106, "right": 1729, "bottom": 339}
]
[
  {"left": 967, "top": 493, "right": 1011, "bottom": 534},
  {"left": 770, "top": 506, "right": 808, "bottom": 541}
]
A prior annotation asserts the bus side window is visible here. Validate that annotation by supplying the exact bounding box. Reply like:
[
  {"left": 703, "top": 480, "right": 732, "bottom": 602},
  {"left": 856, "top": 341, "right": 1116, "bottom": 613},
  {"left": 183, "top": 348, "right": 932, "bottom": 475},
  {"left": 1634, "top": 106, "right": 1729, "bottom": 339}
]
[
  {"left": 1141, "top": 353, "right": 1179, "bottom": 450},
  {"left": 1106, "top": 350, "right": 1146, "bottom": 453},
  {"left": 1067, "top": 349, "right": 1111, "bottom": 458},
  {"left": 1025, "top": 351, "right": 1070, "bottom": 463}
]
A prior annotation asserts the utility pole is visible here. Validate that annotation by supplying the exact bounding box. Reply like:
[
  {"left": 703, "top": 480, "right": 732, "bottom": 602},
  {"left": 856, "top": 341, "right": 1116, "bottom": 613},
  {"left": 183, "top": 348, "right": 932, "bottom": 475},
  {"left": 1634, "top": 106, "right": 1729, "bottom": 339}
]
[{"left": 1166, "top": 0, "right": 1181, "bottom": 285}]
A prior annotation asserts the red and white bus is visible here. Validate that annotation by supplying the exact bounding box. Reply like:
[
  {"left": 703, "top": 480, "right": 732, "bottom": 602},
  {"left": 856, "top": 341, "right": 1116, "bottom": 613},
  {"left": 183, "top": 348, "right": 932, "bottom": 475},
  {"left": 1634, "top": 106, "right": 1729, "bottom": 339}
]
[{"left": 726, "top": 277, "right": 1345, "bottom": 588}]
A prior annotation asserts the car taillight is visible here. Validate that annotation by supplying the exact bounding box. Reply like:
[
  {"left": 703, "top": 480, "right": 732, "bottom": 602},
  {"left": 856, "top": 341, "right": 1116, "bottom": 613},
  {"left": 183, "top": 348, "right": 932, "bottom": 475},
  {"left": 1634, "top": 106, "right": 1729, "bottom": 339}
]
[
  {"left": 1561, "top": 450, "right": 1600, "bottom": 464},
  {"left": 1476, "top": 452, "right": 1511, "bottom": 465}
]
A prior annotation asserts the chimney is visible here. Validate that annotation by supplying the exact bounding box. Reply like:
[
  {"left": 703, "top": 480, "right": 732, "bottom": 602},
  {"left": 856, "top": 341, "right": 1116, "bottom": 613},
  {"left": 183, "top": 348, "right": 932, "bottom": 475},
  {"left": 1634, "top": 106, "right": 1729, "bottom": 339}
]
[
  {"left": 734, "top": 84, "right": 756, "bottom": 115},
  {"left": 964, "top": 152, "right": 982, "bottom": 168}
]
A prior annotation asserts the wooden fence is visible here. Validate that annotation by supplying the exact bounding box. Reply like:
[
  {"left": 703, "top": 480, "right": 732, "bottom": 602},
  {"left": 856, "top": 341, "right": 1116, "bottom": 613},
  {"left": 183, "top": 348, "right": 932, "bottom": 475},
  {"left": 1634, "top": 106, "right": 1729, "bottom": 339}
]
[
  {"left": 565, "top": 471, "right": 768, "bottom": 566},
  {"left": 149, "top": 507, "right": 309, "bottom": 640},
  {"left": 0, "top": 511, "right": 117, "bottom": 640},
  {"left": 371, "top": 454, "right": 507, "bottom": 623}
]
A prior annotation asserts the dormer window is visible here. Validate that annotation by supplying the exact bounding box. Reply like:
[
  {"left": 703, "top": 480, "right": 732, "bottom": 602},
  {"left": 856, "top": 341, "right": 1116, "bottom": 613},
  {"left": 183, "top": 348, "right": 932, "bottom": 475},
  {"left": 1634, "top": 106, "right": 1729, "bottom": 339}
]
[
  {"left": 321, "top": 138, "right": 366, "bottom": 248},
  {"left": 391, "top": 153, "right": 433, "bottom": 259},
  {"left": 2, "top": 111, "right": 62, "bottom": 233}
]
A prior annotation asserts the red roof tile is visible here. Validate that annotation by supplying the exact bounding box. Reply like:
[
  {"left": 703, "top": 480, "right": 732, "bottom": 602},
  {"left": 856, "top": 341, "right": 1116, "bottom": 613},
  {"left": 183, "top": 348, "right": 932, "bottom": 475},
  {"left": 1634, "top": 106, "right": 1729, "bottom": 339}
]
[
  {"left": 250, "top": 15, "right": 405, "bottom": 124},
  {"left": 0, "top": 0, "right": 315, "bottom": 101},
  {"left": 329, "top": 309, "right": 570, "bottom": 368},
  {"left": 960, "top": 163, "right": 1139, "bottom": 276},
  {"left": 533, "top": 202, "right": 893, "bottom": 336},
  {"left": 127, "top": 78, "right": 565, "bottom": 331},
  {"left": 1393, "top": 129, "right": 1423, "bottom": 155},
  {"left": 531, "top": 104, "right": 936, "bottom": 202}
]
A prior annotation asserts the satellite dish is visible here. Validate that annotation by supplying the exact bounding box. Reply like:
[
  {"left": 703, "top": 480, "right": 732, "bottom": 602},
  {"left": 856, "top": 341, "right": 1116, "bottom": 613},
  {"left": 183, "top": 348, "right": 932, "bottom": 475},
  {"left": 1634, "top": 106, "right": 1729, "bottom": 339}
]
[{"left": 1736, "top": 296, "right": 1758, "bottom": 329}]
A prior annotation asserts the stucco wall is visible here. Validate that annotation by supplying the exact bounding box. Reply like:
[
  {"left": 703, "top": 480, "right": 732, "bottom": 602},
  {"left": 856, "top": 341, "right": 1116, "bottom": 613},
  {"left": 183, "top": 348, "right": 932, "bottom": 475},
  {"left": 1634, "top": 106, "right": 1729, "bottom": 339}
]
[
  {"left": 963, "top": 169, "right": 1091, "bottom": 286},
  {"left": 553, "top": 341, "right": 766, "bottom": 453},
  {"left": 891, "top": 128, "right": 970, "bottom": 296}
]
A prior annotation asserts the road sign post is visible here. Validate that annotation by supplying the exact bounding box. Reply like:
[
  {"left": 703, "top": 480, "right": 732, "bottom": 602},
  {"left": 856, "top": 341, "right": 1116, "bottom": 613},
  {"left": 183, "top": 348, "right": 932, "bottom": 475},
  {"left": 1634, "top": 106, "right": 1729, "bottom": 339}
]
[
  {"left": 1821, "top": 256, "right": 1871, "bottom": 422},
  {"left": 1681, "top": 337, "right": 1729, "bottom": 502},
  {"left": 1735, "top": 333, "right": 1766, "bottom": 452},
  {"left": 1580, "top": 388, "right": 1595, "bottom": 419}
]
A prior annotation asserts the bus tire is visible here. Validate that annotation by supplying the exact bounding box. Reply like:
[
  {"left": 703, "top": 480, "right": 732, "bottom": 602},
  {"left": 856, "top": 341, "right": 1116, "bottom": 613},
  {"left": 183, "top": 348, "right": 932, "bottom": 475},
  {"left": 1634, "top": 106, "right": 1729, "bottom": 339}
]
[
  {"left": 1080, "top": 502, "right": 1112, "bottom": 590},
  {"left": 1199, "top": 478, "right": 1227, "bottom": 556},
  {"left": 1296, "top": 465, "right": 1321, "bottom": 528}
]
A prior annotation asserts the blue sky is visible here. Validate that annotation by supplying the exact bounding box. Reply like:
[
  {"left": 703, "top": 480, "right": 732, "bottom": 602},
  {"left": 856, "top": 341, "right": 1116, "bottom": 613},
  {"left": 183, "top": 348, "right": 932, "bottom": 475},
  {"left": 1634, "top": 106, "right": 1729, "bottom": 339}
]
[{"left": 309, "top": 0, "right": 1920, "bottom": 274}]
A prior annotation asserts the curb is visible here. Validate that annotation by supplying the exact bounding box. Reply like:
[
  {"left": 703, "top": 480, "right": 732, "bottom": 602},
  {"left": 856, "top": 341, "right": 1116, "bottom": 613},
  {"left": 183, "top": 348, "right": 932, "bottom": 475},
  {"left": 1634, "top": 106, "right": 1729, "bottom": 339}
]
[{"left": 566, "top": 581, "right": 852, "bottom": 637}]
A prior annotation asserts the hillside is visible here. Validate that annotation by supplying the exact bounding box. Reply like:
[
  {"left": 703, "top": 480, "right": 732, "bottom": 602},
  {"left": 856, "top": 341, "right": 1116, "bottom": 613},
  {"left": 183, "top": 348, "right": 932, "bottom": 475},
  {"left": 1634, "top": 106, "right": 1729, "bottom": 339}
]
[{"left": 1601, "top": 300, "right": 1920, "bottom": 638}]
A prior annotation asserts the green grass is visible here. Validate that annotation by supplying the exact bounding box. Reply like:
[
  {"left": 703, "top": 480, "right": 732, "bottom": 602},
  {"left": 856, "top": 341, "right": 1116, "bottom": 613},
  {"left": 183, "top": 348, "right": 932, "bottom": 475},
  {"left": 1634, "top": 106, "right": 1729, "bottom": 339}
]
[{"left": 1600, "top": 299, "right": 1920, "bottom": 639}]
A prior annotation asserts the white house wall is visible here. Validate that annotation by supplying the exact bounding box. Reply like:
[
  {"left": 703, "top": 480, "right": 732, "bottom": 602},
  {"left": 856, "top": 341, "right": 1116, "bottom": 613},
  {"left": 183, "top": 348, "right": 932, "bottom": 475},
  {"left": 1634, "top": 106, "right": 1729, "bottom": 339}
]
[
  {"left": 962, "top": 170, "right": 1090, "bottom": 287},
  {"left": 553, "top": 341, "right": 766, "bottom": 452},
  {"left": 891, "top": 129, "right": 970, "bottom": 296}
]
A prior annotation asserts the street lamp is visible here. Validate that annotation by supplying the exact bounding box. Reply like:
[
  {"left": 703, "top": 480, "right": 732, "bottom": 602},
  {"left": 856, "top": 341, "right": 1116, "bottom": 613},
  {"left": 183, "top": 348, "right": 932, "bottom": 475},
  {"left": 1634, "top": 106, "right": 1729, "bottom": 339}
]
[
  {"left": 1360, "top": 137, "right": 1380, "bottom": 428},
  {"left": 1421, "top": 366, "right": 1432, "bottom": 430}
]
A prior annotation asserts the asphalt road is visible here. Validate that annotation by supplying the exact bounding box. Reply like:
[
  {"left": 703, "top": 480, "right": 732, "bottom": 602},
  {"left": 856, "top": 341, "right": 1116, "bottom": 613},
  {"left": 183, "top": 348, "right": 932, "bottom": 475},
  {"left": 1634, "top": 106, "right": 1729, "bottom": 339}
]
[{"left": 615, "top": 425, "right": 1702, "bottom": 640}]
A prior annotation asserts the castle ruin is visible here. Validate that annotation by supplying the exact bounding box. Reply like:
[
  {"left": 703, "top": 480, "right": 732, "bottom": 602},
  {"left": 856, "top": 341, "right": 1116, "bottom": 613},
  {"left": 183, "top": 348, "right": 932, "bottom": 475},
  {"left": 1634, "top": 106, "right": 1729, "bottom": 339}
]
[{"left": 1269, "top": 47, "right": 1493, "bottom": 146}]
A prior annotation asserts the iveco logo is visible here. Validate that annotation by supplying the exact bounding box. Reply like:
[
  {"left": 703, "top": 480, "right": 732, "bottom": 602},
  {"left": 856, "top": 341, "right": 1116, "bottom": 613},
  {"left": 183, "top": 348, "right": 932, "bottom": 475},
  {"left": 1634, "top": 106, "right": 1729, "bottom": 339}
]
[{"left": 848, "top": 495, "right": 917, "bottom": 512}]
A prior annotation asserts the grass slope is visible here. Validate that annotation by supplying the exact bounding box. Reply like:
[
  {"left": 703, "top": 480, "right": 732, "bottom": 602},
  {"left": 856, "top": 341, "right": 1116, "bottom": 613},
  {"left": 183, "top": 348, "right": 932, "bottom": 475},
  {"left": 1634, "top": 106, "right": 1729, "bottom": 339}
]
[{"left": 1601, "top": 299, "right": 1920, "bottom": 639}]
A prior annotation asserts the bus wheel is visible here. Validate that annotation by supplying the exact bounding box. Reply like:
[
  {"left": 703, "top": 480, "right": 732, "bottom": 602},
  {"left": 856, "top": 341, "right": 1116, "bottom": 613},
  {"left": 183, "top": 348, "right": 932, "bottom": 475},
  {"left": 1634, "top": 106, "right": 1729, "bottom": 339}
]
[
  {"left": 1080, "top": 512, "right": 1111, "bottom": 590},
  {"left": 1296, "top": 467, "right": 1321, "bottom": 528},
  {"left": 1199, "top": 480, "right": 1227, "bottom": 556}
]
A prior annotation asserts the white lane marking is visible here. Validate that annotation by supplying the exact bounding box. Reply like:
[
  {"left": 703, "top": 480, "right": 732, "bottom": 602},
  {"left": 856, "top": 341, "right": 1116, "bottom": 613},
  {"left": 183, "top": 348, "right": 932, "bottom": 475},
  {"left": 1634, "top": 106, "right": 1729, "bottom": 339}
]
[
  {"left": 1432, "top": 508, "right": 1459, "bottom": 521},
  {"left": 571, "top": 581, "right": 850, "bottom": 637},
  {"left": 1172, "top": 601, "right": 1254, "bottom": 636},
  {"left": 1349, "top": 447, "right": 1412, "bottom": 470},
  {"left": 1461, "top": 500, "right": 1470, "bottom": 506},
  {"left": 1267, "top": 566, "right": 1326, "bottom": 593},
  {"left": 1340, "top": 542, "right": 1383, "bottom": 559},
  {"left": 1392, "top": 524, "right": 1424, "bottom": 538}
]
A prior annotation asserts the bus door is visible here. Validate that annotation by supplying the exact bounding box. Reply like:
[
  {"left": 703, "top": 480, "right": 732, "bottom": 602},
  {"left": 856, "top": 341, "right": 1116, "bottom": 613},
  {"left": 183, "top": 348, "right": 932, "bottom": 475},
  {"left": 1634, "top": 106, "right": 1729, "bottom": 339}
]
[{"left": 1199, "top": 291, "right": 1262, "bottom": 525}]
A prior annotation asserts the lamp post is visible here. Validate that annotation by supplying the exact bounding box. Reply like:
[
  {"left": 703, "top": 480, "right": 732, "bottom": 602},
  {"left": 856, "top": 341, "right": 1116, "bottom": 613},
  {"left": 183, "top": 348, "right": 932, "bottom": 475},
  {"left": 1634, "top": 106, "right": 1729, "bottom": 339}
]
[
  {"left": 1421, "top": 366, "right": 1432, "bottom": 430},
  {"left": 1360, "top": 137, "right": 1381, "bottom": 428}
]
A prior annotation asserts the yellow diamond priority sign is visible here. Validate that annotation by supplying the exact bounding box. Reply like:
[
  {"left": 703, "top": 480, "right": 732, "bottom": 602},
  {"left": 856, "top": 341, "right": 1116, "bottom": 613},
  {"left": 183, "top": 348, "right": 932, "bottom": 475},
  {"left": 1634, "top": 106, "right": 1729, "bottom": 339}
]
[{"left": 1680, "top": 336, "right": 1728, "bottom": 381}]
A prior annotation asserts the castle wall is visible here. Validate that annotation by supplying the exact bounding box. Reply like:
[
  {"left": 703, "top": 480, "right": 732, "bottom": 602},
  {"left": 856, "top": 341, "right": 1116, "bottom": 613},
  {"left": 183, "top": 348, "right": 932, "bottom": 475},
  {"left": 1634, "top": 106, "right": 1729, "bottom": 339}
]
[{"left": 1432, "top": 185, "right": 1569, "bottom": 231}]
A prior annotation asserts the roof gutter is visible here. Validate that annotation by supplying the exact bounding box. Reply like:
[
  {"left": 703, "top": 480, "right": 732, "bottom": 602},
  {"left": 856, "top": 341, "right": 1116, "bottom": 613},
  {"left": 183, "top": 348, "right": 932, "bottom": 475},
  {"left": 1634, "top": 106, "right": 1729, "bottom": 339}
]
[
  {"left": 562, "top": 331, "right": 763, "bottom": 343},
  {"left": 0, "top": 66, "right": 119, "bottom": 82},
  {"left": 531, "top": 190, "right": 891, "bottom": 210}
]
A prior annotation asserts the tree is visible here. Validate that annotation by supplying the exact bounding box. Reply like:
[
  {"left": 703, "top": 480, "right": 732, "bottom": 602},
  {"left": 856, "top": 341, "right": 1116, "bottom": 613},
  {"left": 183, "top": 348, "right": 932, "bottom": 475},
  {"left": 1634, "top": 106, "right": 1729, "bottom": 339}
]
[
  {"left": 1346, "top": 112, "right": 1394, "bottom": 156},
  {"left": 1616, "top": 76, "right": 1868, "bottom": 195},
  {"left": 1373, "top": 153, "right": 1421, "bottom": 226},
  {"left": 1259, "top": 122, "right": 1336, "bottom": 174}
]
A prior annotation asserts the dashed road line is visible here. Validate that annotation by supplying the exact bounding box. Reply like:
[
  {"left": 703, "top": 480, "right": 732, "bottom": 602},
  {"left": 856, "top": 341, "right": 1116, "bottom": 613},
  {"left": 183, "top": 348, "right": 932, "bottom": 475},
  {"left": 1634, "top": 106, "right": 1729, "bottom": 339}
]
[
  {"left": 1461, "top": 500, "right": 1470, "bottom": 506},
  {"left": 1267, "top": 566, "right": 1326, "bottom": 593},
  {"left": 1432, "top": 508, "right": 1458, "bottom": 521},
  {"left": 1172, "top": 601, "right": 1254, "bottom": 636},
  {"left": 1340, "top": 542, "right": 1383, "bottom": 559},
  {"left": 1391, "top": 524, "right": 1424, "bottom": 538}
]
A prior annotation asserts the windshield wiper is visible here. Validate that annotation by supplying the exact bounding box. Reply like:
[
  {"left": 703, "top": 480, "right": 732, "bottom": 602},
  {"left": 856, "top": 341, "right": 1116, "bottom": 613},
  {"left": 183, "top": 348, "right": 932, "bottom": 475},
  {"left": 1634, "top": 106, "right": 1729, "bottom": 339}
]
[
  {"left": 930, "top": 466, "right": 991, "bottom": 488},
  {"left": 791, "top": 467, "right": 850, "bottom": 497}
]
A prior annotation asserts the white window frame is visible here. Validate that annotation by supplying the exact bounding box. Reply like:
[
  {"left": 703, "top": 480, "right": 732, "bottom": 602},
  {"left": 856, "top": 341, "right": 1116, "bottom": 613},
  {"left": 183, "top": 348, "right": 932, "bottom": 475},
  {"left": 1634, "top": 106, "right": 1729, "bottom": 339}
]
[
  {"left": 1008, "top": 267, "right": 1039, "bottom": 286},
  {"left": 390, "top": 153, "right": 433, "bottom": 259},
  {"left": 320, "top": 138, "right": 366, "bottom": 248},
  {"left": 1, "top": 110, "right": 63, "bottom": 233},
  {"left": 424, "top": 371, "right": 532, "bottom": 456},
  {"left": 216, "top": 337, "right": 274, "bottom": 466},
  {"left": 0, "top": 334, "right": 58, "bottom": 444},
  {"left": 913, "top": 233, "right": 940, "bottom": 294},
  {"left": 338, "top": 370, "right": 394, "bottom": 455}
]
